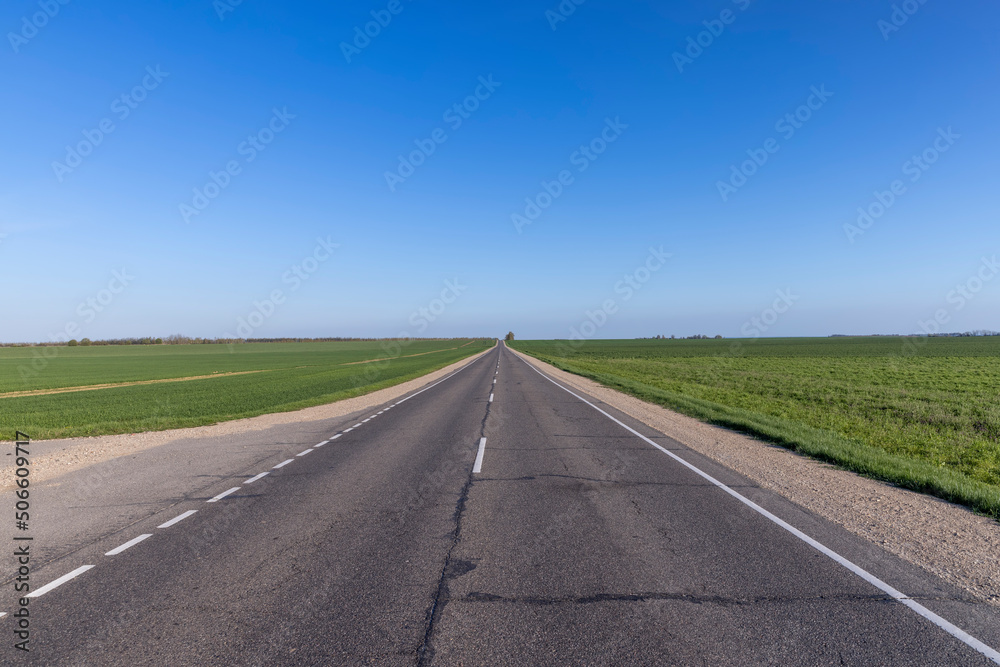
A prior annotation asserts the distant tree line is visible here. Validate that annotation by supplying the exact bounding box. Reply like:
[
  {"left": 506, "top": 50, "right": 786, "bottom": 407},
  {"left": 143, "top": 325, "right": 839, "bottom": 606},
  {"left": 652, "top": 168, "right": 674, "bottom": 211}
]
[
  {"left": 0, "top": 335, "right": 488, "bottom": 347},
  {"left": 637, "top": 334, "right": 723, "bottom": 340},
  {"left": 830, "top": 331, "right": 1000, "bottom": 338}
]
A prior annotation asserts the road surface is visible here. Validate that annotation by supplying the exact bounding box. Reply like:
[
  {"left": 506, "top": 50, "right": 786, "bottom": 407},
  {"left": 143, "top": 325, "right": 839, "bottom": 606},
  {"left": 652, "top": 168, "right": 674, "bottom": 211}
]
[{"left": 2, "top": 342, "right": 998, "bottom": 665}]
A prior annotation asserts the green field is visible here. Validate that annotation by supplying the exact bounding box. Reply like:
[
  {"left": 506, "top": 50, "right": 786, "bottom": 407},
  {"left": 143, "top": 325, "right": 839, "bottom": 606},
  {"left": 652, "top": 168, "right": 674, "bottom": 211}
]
[
  {"left": 1, "top": 339, "right": 493, "bottom": 439},
  {"left": 510, "top": 337, "right": 1000, "bottom": 520}
]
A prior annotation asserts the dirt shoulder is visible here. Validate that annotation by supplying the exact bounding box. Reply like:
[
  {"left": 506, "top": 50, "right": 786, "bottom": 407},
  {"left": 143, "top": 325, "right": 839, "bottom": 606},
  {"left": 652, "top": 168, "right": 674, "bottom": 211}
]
[
  {"left": 0, "top": 345, "right": 494, "bottom": 491},
  {"left": 509, "top": 347, "right": 1000, "bottom": 607}
]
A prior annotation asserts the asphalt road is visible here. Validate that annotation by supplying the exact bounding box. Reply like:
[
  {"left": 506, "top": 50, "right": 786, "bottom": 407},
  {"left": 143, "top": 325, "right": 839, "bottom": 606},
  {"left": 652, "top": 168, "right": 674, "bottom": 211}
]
[{"left": 2, "top": 342, "right": 999, "bottom": 665}]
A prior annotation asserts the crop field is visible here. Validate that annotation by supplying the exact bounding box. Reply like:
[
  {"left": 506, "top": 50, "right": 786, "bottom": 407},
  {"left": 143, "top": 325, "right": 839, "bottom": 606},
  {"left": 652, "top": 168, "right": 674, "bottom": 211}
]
[
  {"left": 1, "top": 339, "right": 493, "bottom": 439},
  {"left": 510, "top": 336, "right": 1000, "bottom": 519}
]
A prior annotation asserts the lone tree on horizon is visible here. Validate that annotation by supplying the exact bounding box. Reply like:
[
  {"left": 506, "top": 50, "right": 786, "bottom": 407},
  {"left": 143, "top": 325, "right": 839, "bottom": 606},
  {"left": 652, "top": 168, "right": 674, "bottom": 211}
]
[{"left": 505, "top": 332, "right": 515, "bottom": 341}]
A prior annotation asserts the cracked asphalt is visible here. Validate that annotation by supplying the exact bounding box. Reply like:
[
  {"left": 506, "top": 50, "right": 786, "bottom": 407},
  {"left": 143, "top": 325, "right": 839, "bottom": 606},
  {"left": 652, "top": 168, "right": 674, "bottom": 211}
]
[{"left": 2, "top": 342, "right": 998, "bottom": 665}]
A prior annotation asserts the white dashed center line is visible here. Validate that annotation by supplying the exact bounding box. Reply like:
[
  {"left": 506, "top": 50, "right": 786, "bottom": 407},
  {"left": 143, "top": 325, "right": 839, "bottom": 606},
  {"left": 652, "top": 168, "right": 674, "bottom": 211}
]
[
  {"left": 330, "top": 434, "right": 343, "bottom": 440},
  {"left": 489, "top": 393, "right": 494, "bottom": 402},
  {"left": 273, "top": 459, "right": 294, "bottom": 469},
  {"left": 208, "top": 487, "right": 241, "bottom": 503},
  {"left": 353, "top": 423, "right": 363, "bottom": 428},
  {"left": 362, "top": 419, "right": 370, "bottom": 423},
  {"left": 297, "top": 448, "right": 314, "bottom": 457},
  {"left": 158, "top": 510, "right": 197, "bottom": 529},
  {"left": 105, "top": 534, "right": 152, "bottom": 556},
  {"left": 245, "top": 472, "right": 270, "bottom": 484},
  {"left": 27, "top": 565, "right": 94, "bottom": 599},
  {"left": 315, "top": 440, "right": 329, "bottom": 447},
  {"left": 473, "top": 437, "right": 487, "bottom": 474}
]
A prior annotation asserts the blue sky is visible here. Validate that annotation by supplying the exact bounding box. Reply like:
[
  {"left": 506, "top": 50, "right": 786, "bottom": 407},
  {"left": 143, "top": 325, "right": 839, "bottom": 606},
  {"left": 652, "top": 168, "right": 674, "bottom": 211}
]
[{"left": 2, "top": 0, "right": 998, "bottom": 342}]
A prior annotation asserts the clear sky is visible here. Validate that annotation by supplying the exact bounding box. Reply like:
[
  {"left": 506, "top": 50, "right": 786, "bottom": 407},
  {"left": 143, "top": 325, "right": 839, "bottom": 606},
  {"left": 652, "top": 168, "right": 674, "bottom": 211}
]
[{"left": 2, "top": 0, "right": 998, "bottom": 342}]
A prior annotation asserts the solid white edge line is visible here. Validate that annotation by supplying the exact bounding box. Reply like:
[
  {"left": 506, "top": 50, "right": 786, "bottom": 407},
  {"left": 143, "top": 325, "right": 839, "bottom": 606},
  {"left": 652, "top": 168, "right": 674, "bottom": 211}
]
[
  {"left": 273, "top": 459, "right": 294, "bottom": 469},
  {"left": 472, "top": 437, "right": 487, "bottom": 474},
  {"left": 105, "top": 534, "right": 152, "bottom": 556},
  {"left": 514, "top": 353, "right": 1000, "bottom": 665},
  {"left": 330, "top": 433, "right": 343, "bottom": 440},
  {"left": 392, "top": 350, "right": 486, "bottom": 406},
  {"left": 207, "top": 487, "right": 241, "bottom": 503},
  {"left": 26, "top": 565, "right": 94, "bottom": 599},
  {"left": 157, "top": 509, "right": 197, "bottom": 528},
  {"left": 245, "top": 471, "right": 270, "bottom": 484}
]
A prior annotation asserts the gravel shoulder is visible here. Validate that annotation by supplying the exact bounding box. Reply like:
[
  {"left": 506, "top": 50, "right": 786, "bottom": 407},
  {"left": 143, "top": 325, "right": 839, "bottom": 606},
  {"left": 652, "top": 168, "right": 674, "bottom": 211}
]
[
  {"left": 509, "top": 346, "right": 1000, "bottom": 608},
  {"left": 0, "top": 345, "right": 494, "bottom": 491}
]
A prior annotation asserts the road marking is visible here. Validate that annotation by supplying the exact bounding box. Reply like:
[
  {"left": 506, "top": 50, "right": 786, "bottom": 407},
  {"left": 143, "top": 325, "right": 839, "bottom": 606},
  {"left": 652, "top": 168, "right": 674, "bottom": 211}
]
[
  {"left": 362, "top": 418, "right": 370, "bottom": 423},
  {"left": 516, "top": 355, "right": 1000, "bottom": 665},
  {"left": 378, "top": 410, "right": 384, "bottom": 414},
  {"left": 158, "top": 510, "right": 197, "bottom": 528},
  {"left": 489, "top": 393, "right": 494, "bottom": 402},
  {"left": 330, "top": 433, "right": 342, "bottom": 440},
  {"left": 395, "top": 353, "right": 484, "bottom": 405},
  {"left": 273, "top": 459, "right": 294, "bottom": 469},
  {"left": 245, "top": 471, "right": 270, "bottom": 484},
  {"left": 105, "top": 534, "right": 152, "bottom": 556},
  {"left": 316, "top": 440, "right": 329, "bottom": 447},
  {"left": 26, "top": 565, "right": 94, "bottom": 599},
  {"left": 473, "top": 437, "right": 487, "bottom": 474},
  {"left": 353, "top": 423, "right": 363, "bottom": 428},
  {"left": 344, "top": 427, "right": 354, "bottom": 433},
  {"left": 0, "top": 612, "right": 6, "bottom": 618},
  {"left": 297, "top": 448, "right": 314, "bottom": 457},
  {"left": 493, "top": 378, "right": 496, "bottom": 383},
  {"left": 208, "top": 487, "right": 241, "bottom": 503}
]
